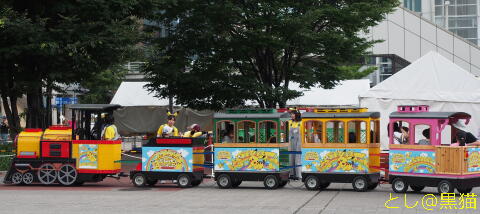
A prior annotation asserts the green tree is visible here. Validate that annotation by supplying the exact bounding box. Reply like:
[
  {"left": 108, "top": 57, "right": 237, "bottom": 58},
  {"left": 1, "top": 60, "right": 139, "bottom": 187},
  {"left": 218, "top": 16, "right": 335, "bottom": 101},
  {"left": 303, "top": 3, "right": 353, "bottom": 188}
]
[
  {"left": 0, "top": 0, "right": 154, "bottom": 130},
  {"left": 78, "top": 67, "right": 127, "bottom": 104},
  {"left": 144, "top": 0, "right": 397, "bottom": 110}
]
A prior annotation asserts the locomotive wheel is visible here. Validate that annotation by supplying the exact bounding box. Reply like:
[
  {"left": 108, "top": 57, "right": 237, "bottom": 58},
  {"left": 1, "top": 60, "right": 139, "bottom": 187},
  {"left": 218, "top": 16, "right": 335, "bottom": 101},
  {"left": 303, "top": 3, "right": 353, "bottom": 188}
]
[
  {"left": 132, "top": 173, "right": 147, "bottom": 187},
  {"left": 22, "top": 172, "right": 35, "bottom": 185},
  {"left": 264, "top": 175, "right": 279, "bottom": 189},
  {"left": 11, "top": 172, "right": 23, "bottom": 185},
  {"left": 392, "top": 178, "right": 408, "bottom": 193},
  {"left": 320, "top": 182, "right": 331, "bottom": 190},
  {"left": 216, "top": 174, "right": 232, "bottom": 189},
  {"left": 58, "top": 164, "right": 77, "bottom": 186},
  {"left": 352, "top": 176, "right": 368, "bottom": 192},
  {"left": 177, "top": 174, "right": 192, "bottom": 188},
  {"left": 410, "top": 185, "right": 425, "bottom": 192},
  {"left": 438, "top": 180, "right": 454, "bottom": 194},
  {"left": 304, "top": 175, "right": 320, "bottom": 190},
  {"left": 38, "top": 164, "right": 57, "bottom": 185},
  {"left": 457, "top": 187, "right": 473, "bottom": 194}
]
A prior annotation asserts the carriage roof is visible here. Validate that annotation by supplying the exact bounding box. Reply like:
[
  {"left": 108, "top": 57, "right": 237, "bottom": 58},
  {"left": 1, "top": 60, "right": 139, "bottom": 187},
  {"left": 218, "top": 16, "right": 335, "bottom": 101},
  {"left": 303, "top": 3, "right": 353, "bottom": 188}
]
[
  {"left": 301, "top": 112, "right": 380, "bottom": 119},
  {"left": 389, "top": 111, "right": 470, "bottom": 119}
]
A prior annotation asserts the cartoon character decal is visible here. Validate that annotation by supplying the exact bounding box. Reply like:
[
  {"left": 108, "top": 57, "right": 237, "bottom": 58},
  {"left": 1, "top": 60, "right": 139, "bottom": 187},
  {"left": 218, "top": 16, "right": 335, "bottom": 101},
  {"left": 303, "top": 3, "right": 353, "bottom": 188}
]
[
  {"left": 214, "top": 148, "right": 280, "bottom": 171},
  {"left": 389, "top": 150, "right": 435, "bottom": 174},
  {"left": 142, "top": 147, "right": 192, "bottom": 172},
  {"left": 468, "top": 148, "right": 480, "bottom": 172},
  {"left": 302, "top": 149, "right": 369, "bottom": 173},
  {"left": 78, "top": 144, "right": 98, "bottom": 169}
]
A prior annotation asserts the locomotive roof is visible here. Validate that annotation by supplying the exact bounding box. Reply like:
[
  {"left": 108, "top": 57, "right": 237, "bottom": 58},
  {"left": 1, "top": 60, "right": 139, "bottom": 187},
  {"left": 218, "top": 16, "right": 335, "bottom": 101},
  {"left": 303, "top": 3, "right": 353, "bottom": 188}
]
[
  {"left": 389, "top": 111, "right": 471, "bottom": 119},
  {"left": 214, "top": 112, "right": 290, "bottom": 119},
  {"left": 301, "top": 112, "right": 380, "bottom": 119},
  {"left": 67, "top": 104, "right": 122, "bottom": 111}
]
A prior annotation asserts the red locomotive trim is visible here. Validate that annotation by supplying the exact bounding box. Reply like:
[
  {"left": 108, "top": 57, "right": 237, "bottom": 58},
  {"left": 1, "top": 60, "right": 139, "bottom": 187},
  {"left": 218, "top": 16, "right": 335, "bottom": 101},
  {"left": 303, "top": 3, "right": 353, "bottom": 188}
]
[
  {"left": 193, "top": 146, "right": 204, "bottom": 150},
  {"left": 17, "top": 155, "right": 38, "bottom": 159},
  {"left": 72, "top": 140, "right": 121, "bottom": 144},
  {"left": 48, "top": 126, "right": 71, "bottom": 130},
  {"left": 156, "top": 138, "right": 192, "bottom": 144},
  {"left": 77, "top": 169, "right": 121, "bottom": 174},
  {"left": 24, "top": 128, "right": 42, "bottom": 132}
]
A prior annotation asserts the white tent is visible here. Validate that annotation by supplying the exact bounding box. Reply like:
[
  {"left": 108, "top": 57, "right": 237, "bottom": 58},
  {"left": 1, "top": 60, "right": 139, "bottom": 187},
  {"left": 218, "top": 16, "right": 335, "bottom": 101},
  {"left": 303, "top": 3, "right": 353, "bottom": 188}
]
[
  {"left": 287, "top": 80, "right": 370, "bottom": 106},
  {"left": 360, "top": 51, "right": 480, "bottom": 150},
  {"left": 110, "top": 81, "right": 170, "bottom": 106}
]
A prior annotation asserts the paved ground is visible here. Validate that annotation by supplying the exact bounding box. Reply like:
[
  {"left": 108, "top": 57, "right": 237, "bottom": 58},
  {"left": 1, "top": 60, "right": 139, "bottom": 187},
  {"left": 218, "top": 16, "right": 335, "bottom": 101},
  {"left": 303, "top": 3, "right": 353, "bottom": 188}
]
[{"left": 0, "top": 173, "right": 479, "bottom": 214}]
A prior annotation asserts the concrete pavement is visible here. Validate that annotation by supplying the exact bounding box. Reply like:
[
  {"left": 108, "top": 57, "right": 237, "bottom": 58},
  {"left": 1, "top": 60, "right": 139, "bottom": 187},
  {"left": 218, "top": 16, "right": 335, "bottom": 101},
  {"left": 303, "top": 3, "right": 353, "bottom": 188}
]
[{"left": 0, "top": 176, "right": 479, "bottom": 214}]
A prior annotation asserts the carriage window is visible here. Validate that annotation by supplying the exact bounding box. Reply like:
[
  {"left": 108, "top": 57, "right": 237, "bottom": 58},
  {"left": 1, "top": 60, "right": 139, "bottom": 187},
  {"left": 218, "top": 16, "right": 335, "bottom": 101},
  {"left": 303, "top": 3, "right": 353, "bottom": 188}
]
[
  {"left": 370, "top": 120, "right": 380, "bottom": 143},
  {"left": 259, "top": 121, "right": 277, "bottom": 143},
  {"left": 216, "top": 121, "right": 234, "bottom": 143},
  {"left": 326, "top": 121, "right": 344, "bottom": 143},
  {"left": 347, "top": 121, "right": 367, "bottom": 144},
  {"left": 304, "top": 120, "right": 323, "bottom": 143},
  {"left": 237, "top": 121, "right": 256, "bottom": 143},
  {"left": 441, "top": 125, "right": 452, "bottom": 145},
  {"left": 415, "top": 124, "right": 431, "bottom": 145},
  {"left": 280, "top": 120, "right": 288, "bottom": 143},
  {"left": 390, "top": 121, "right": 410, "bottom": 144}
]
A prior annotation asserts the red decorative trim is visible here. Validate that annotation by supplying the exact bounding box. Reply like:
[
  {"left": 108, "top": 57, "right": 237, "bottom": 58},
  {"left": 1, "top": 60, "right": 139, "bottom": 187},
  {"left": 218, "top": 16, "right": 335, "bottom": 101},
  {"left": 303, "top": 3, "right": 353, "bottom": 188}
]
[
  {"left": 136, "top": 163, "right": 142, "bottom": 171},
  {"left": 24, "top": 128, "right": 42, "bottom": 132},
  {"left": 78, "top": 169, "right": 121, "bottom": 174},
  {"left": 48, "top": 126, "right": 71, "bottom": 130},
  {"left": 17, "top": 155, "right": 38, "bottom": 159},
  {"left": 156, "top": 138, "right": 192, "bottom": 144},
  {"left": 193, "top": 167, "right": 204, "bottom": 172},
  {"left": 193, "top": 147, "right": 204, "bottom": 150},
  {"left": 72, "top": 140, "right": 121, "bottom": 145}
]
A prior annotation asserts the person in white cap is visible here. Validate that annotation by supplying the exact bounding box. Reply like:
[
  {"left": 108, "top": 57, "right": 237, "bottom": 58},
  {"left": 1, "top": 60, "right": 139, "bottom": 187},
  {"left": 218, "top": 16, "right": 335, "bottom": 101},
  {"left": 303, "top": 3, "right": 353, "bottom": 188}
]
[
  {"left": 183, "top": 124, "right": 203, "bottom": 138},
  {"left": 451, "top": 120, "right": 480, "bottom": 146}
]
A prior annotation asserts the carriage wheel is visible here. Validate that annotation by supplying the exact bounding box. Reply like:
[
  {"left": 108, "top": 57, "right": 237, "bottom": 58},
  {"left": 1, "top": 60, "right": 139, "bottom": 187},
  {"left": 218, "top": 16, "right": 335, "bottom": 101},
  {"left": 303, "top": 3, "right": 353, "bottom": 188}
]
[
  {"left": 37, "top": 164, "right": 57, "bottom": 185},
  {"left": 58, "top": 164, "right": 77, "bottom": 186},
  {"left": 11, "top": 172, "right": 23, "bottom": 185},
  {"left": 352, "top": 176, "right": 368, "bottom": 192},
  {"left": 304, "top": 175, "right": 320, "bottom": 190},
  {"left": 22, "top": 172, "right": 34, "bottom": 185},
  {"left": 263, "top": 175, "right": 279, "bottom": 189},
  {"left": 438, "top": 180, "right": 454, "bottom": 194},
  {"left": 177, "top": 174, "right": 192, "bottom": 188},
  {"left": 216, "top": 174, "right": 232, "bottom": 189}
]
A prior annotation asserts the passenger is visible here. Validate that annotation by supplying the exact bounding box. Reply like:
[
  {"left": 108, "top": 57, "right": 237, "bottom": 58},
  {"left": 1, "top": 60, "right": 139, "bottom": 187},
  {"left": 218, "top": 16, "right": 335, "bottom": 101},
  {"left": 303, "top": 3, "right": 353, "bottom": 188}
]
[
  {"left": 183, "top": 124, "right": 203, "bottom": 138},
  {"left": 417, "top": 128, "right": 431, "bottom": 145},
  {"left": 101, "top": 115, "right": 120, "bottom": 140},
  {"left": 450, "top": 120, "right": 480, "bottom": 146},
  {"left": 222, "top": 128, "right": 234, "bottom": 143},
  {"left": 289, "top": 109, "right": 302, "bottom": 179},
  {"left": 348, "top": 132, "right": 356, "bottom": 143},
  {"left": 157, "top": 112, "right": 180, "bottom": 137}
]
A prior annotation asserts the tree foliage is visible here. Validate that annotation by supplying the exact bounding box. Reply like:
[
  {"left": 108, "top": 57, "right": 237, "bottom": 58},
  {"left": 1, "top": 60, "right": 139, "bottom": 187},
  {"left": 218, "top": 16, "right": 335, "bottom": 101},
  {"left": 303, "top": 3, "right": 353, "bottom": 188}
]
[
  {"left": 0, "top": 0, "right": 153, "bottom": 130},
  {"left": 144, "top": 0, "right": 398, "bottom": 110}
]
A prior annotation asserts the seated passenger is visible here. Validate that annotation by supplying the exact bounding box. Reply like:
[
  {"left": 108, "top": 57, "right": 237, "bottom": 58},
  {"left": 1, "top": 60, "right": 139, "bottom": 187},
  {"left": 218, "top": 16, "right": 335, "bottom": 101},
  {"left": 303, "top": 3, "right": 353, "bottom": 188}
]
[
  {"left": 222, "top": 129, "right": 234, "bottom": 143},
  {"left": 450, "top": 120, "right": 480, "bottom": 146},
  {"left": 157, "top": 112, "right": 179, "bottom": 137},
  {"left": 183, "top": 124, "right": 203, "bottom": 138},
  {"left": 348, "top": 132, "right": 356, "bottom": 143},
  {"left": 417, "top": 129, "right": 431, "bottom": 145}
]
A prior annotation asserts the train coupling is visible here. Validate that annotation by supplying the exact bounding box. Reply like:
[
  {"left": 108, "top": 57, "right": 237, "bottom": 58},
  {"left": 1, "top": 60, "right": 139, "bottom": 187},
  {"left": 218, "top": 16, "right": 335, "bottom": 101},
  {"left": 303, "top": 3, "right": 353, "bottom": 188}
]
[{"left": 107, "top": 172, "right": 129, "bottom": 180}]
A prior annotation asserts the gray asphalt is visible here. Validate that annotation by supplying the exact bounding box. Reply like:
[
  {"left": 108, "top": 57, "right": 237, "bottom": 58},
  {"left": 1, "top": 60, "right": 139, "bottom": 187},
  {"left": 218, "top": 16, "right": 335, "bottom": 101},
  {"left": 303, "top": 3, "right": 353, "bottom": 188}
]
[{"left": 0, "top": 176, "right": 479, "bottom": 214}]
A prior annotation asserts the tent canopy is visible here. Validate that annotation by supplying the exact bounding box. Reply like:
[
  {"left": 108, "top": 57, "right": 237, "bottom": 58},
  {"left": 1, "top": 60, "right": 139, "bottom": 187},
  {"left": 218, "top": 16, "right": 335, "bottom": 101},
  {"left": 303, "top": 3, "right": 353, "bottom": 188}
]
[
  {"left": 110, "top": 82, "right": 170, "bottom": 106},
  {"left": 360, "top": 51, "right": 480, "bottom": 149},
  {"left": 361, "top": 51, "right": 480, "bottom": 103}
]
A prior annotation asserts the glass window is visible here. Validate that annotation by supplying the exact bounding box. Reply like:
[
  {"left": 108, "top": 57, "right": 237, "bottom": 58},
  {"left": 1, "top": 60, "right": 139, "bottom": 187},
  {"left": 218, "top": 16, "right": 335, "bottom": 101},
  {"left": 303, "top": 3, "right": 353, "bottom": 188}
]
[
  {"left": 347, "top": 121, "right": 367, "bottom": 144},
  {"left": 326, "top": 121, "right": 344, "bottom": 143},
  {"left": 415, "top": 124, "right": 431, "bottom": 145},
  {"left": 280, "top": 120, "right": 288, "bottom": 143},
  {"left": 370, "top": 120, "right": 380, "bottom": 143},
  {"left": 216, "top": 121, "right": 234, "bottom": 143},
  {"left": 259, "top": 121, "right": 277, "bottom": 143},
  {"left": 304, "top": 120, "right": 323, "bottom": 143},
  {"left": 389, "top": 121, "right": 410, "bottom": 144},
  {"left": 441, "top": 124, "right": 452, "bottom": 145},
  {"left": 237, "top": 121, "right": 256, "bottom": 143}
]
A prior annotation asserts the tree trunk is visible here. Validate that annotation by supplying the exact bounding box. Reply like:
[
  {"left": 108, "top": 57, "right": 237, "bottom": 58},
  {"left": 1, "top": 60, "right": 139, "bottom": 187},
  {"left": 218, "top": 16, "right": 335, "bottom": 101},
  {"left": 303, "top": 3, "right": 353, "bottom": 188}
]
[{"left": 27, "top": 85, "right": 45, "bottom": 128}]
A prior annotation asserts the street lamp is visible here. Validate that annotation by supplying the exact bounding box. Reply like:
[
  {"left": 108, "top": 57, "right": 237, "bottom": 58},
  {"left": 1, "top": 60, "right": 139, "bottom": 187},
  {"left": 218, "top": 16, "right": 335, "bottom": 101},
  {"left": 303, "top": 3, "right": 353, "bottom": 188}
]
[{"left": 445, "top": 0, "right": 450, "bottom": 29}]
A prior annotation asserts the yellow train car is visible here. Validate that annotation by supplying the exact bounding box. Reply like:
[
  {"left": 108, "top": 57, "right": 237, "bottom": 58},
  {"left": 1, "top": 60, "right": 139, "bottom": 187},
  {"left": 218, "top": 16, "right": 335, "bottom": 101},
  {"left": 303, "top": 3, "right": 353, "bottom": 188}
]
[{"left": 300, "top": 108, "right": 381, "bottom": 191}]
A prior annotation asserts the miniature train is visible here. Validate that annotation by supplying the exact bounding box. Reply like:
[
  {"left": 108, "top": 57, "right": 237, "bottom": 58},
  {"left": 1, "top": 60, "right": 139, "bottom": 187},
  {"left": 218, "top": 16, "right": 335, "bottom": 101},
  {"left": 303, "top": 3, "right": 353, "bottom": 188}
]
[{"left": 4, "top": 105, "right": 480, "bottom": 194}]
